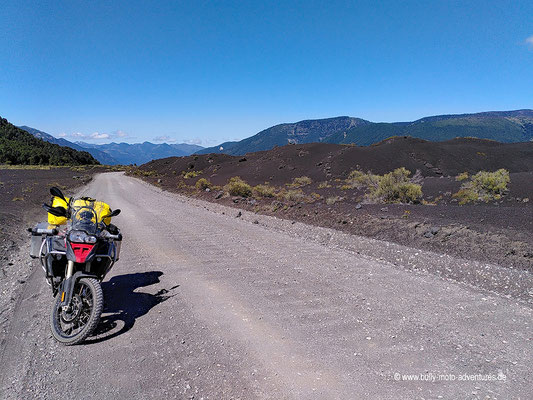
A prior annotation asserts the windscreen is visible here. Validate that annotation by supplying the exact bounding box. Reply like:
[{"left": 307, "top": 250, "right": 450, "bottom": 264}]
[{"left": 70, "top": 201, "right": 99, "bottom": 234}]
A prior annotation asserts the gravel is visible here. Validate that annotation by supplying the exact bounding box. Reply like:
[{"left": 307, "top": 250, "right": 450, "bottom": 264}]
[{"left": 1, "top": 172, "right": 532, "bottom": 399}]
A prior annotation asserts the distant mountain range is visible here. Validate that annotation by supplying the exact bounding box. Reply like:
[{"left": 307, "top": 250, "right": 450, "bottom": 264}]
[
  {"left": 73, "top": 141, "right": 204, "bottom": 165},
  {"left": 196, "top": 110, "right": 533, "bottom": 155},
  {"left": 20, "top": 126, "right": 203, "bottom": 165}
]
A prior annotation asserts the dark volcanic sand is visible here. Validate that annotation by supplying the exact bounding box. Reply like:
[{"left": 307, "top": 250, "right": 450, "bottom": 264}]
[
  {"left": 133, "top": 138, "right": 533, "bottom": 271},
  {"left": 0, "top": 166, "right": 111, "bottom": 262}
]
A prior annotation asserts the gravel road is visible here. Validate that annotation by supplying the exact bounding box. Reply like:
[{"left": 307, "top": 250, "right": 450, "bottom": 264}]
[{"left": 1, "top": 172, "right": 532, "bottom": 399}]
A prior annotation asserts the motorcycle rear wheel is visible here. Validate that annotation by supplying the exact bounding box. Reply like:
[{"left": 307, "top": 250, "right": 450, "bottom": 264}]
[{"left": 50, "top": 277, "right": 103, "bottom": 345}]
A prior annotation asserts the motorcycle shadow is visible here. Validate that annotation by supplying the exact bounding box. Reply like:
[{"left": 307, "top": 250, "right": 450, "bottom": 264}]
[{"left": 84, "top": 271, "right": 178, "bottom": 344}]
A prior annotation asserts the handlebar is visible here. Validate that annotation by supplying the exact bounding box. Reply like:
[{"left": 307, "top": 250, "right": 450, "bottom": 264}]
[
  {"left": 100, "top": 230, "right": 122, "bottom": 241},
  {"left": 28, "top": 227, "right": 58, "bottom": 235}
]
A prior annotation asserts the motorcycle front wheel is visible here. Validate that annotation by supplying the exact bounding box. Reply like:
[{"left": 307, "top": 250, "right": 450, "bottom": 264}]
[{"left": 50, "top": 277, "right": 103, "bottom": 345}]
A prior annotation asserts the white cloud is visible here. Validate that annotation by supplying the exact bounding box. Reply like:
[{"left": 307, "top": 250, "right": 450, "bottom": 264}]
[
  {"left": 90, "top": 132, "right": 110, "bottom": 139},
  {"left": 153, "top": 135, "right": 177, "bottom": 143},
  {"left": 59, "top": 129, "right": 132, "bottom": 142},
  {"left": 526, "top": 35, "right": 533, "bottom": 47},
  {"left": 183, "top": 138, "right": 203, "bottom": 145}
]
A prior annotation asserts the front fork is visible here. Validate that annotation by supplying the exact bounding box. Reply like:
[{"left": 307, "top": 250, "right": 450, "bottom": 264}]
[
  {"left": 61, "top": 261, "right": 75, "bottom": 311},
  {"left": 60, "top": 261, "right": 91, "bottom": 310},
  {"left": 59, "top": 260, "right": 93, "bottom": 311},
  {"left": 66, "top": 260, "right": 75, "bottom": 279}
]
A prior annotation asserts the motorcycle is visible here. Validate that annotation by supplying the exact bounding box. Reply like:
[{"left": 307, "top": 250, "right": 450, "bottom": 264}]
[{"left": 29, "top": 187, "right": 122, "bottom": 345}]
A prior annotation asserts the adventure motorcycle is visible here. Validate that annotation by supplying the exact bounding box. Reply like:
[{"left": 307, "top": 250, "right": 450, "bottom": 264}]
[{"left": 29, "top": 187, "right": 122, "bottom": 345}]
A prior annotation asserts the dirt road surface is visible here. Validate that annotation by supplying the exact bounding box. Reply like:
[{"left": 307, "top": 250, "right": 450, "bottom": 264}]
[{"left": 1, "top": 172, "right": 531, "bottom": 399}]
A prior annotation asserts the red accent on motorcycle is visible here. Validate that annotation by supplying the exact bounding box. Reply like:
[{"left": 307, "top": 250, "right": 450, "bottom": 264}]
[{"left": 71, "top": 243, "right": 94, "bottom": 263}]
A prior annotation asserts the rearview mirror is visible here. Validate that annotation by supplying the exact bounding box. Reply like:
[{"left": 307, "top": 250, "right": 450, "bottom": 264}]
[
  {"left": 42, "top": 204, "right": 67, "bottom": 217},
  {"left": 103, "top": 209, "right": 121, "bottom": 219},
  {"left": 50, "top": 187, "right": 67, "bottom": 202}
]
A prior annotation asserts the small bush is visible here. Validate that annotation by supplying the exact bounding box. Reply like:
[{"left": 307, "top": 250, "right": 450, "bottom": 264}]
[
  {"left": 132, "top": 169, "right": 157, "bottom": 177},
  {"left": 309, "top": 192, "right": 322, "bottom": 202},
  {"left": 371, "top": 168, "right": 422, "bottom": 204},
  {"left": 195, "top": 178, "right": 211, "bottom": 190},
  {"left": 183, "top": 170, "right": 202, "bottom": 179},
  {"left": 472, "top": 169, "right": 510, "bottom": 196},
  {"left": 317, "top": 181, "right": 331, "bottom": 189},
  {"left": 456, "top": 172, "right": 469, "bottom": 181},
  {"left": 282, "top": 189, "right": 306, "bottom": 202},
  {"left": 343, "top": 170, "right": 378, "bottom": 189},
  {"left": 253, "top": 184, "right": 277, "bottom": 198},
  {"left": 177, "top": 180, "right": 189, "bottom": 190},
  {"left": 12, "top": 197, "right": 24, "bottom": 201},
  {"left": 224, "top": 176, "right": 252, "bottom": 197},
  {"left": 326, "top": 196, "right": 343, "bottom": 205},
  {"left": 345, "top": 167, "right": 422, "bottom": 203},
  {"left": 453, "top": 169, "right": 510, "bottom": 204},
  {"left": 287, "top": 176, "right": 312, "bottom": 188},
  {"left": 452, "top": 188, "right": 478, "bottom": 205}
]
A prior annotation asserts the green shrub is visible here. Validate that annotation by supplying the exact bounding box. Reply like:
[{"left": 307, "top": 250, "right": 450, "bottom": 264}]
[
  {"left": 287, "top": 176, "right": 312, "bottom": 188},
  {"left": 343, "top": 170, "right": 378, "bottom": 189},
  {"left": 453, "top": 169, "right": 510, "bottom": 204},
  {"left": 195, "top": 178, "right": 211, "bottom": 190},
  {"left": 326, "top": 196, "right": 343, "bottom": 205},
  {"left": 317, "top": 181, "right": 331, "bottom": 189},
  {"left": 371, "top": 168, "right": 422, "bottom": 204},
  {"left": 344, "top": 167, "right": 422, "bottom": 203},
  {"left": 253, "top": 184, "right": 277, "bottom": 198},
  {"left": 132, "top": 169, "right": 157, "bottom": 177},
  {"left": 224, "top": 176, "right": 252, "bottom": 197},
  {"left": 472, "top": 169, "right": 510, "bottom": 196},
  {"left": 183, "top": 170, "right": 202, "bottom": 179},
  {"left": 452, "top": 188, "right": 478, "bottom": 205},
  {"left": 177, "top": 180, "right": 189, "bottom": 189},
  {"left": 455, "top": 171, "right": 469, "bottom": 181},
  {"left": 309, "top": 192, "right": 322, "bottom": 202},
  {"left": 282, "top": 189, "right": 306, "bottom": 202}
]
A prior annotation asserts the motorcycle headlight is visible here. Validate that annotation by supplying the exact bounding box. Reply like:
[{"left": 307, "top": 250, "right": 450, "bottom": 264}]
[
  {"left": 85, "top": 235, "right": 97, "bottom": 243},
  {"left": 68, "top": 230, "right": 97, "bottom": 243}
]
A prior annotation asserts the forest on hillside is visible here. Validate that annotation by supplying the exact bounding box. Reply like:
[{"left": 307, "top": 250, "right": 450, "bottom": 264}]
[{"left": 0, "top": 118, "right": 99, "bottom": 165}]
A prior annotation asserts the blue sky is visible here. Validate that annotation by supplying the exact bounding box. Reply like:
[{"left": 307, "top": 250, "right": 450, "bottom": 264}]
[{"left": 1, "top": 0, "right": 532, "bottom": 145}]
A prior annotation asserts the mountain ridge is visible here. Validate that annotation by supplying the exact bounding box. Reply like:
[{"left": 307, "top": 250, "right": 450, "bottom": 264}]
[{"left": 197, "top": 110, "right": 533, "bottom": 155}]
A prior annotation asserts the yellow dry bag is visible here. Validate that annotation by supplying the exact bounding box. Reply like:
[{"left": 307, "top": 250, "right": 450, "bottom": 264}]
[{"left": 47, "top": 196, "right": 70, "bottom": 225}]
